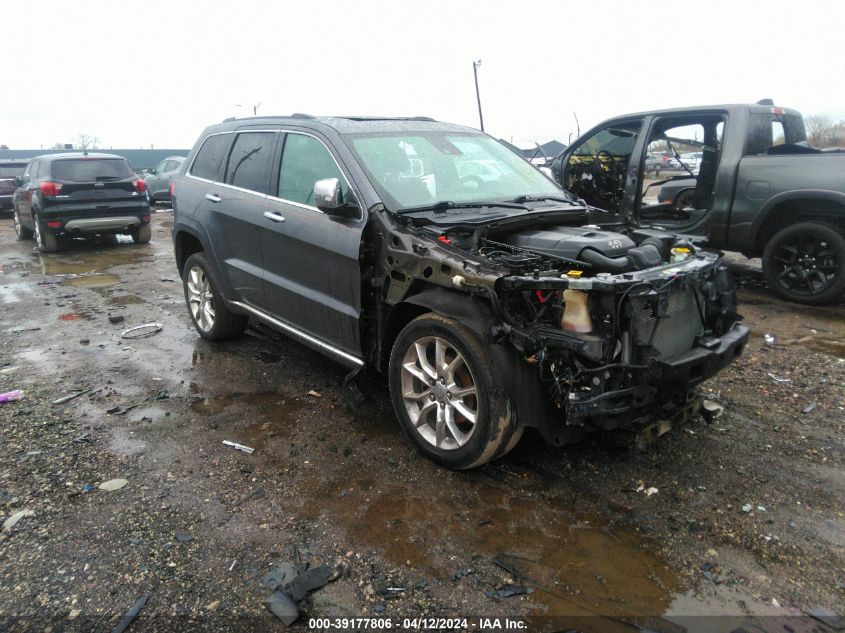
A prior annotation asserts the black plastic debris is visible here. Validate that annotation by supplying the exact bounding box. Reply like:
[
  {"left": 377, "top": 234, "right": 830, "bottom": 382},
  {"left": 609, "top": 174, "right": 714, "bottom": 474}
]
[
  {"left": 286, "top": 565, "right": 335, "bottom": 602},
  {"left": 108, "top": 315, "right": 125, "bottom": 324},
  {"left": 265, "top": 590, "right": 299, "bottom": 626},
  {"left": 263, "top": 563, "right": 338, "bottom": 626},
  {"left": 452, "top": 568, "right": 474, "bottom": 581},
  {"left": 111, "top": 594, "right": 148, "bottom": 633},
  {"left": 486, "top": 585, "right": 533, "bottom": 600}
]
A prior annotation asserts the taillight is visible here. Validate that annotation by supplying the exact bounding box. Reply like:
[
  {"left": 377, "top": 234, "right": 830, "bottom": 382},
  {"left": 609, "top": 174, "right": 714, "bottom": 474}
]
[
  {"left": 39, "top": 181, "right": 63, "bottom": 196},
  {"left": 47, "top": 221, "right": 62, "bottom": 229},
  {"left": 169, "top": 181, "right": 175, "bottom": 196},
  {"left": 133, "top": 178, "right": 147, "bottom": 192}
]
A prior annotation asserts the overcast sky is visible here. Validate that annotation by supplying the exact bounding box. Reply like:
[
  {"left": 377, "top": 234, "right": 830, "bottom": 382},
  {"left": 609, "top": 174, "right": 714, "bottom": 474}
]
[{"left": 2, "top": 0, "right": 843, "bottom": 150}]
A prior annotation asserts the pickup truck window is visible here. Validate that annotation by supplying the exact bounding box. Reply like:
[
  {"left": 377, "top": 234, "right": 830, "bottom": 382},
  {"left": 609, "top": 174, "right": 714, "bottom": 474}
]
[{"left": 746, "top": 113, "right": 807, "bottom": 155}]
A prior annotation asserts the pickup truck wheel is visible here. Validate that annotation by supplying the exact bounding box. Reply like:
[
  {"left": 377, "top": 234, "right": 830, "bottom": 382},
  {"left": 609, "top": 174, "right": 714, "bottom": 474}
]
[
  {"left": 33, "top": 214, "right": 58, "bottom": 253},
  {"left": 131, "top": 222, "right": 152, "bottom": 244},
  {"left": 389, "top": 313, "right": 519, "bottom": 470},
  {"left": 762, "top": 222, "right": 845, "bottom": 305},
  {"left": 182, "top": 252, "right": 248, "bottom": 341},
  {"left": 14, "top": 208, "right": 33, "bottom": 240}
]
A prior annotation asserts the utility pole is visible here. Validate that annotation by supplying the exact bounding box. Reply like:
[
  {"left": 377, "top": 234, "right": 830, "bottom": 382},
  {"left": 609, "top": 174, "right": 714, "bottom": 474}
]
[{"left": 472, "top": 60, "right": 484, "bottom": 132}]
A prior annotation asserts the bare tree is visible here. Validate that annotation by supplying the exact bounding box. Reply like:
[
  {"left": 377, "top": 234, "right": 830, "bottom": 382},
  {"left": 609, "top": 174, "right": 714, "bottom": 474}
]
[
  {"left": 51, "top": 142, "right": 66, "bottom": 150},
  {"left": 805, "top": 114, "right": 833, "bottom": 147},
  {"left": 77, "top": 133, "right": 100, "bottom": 151}
]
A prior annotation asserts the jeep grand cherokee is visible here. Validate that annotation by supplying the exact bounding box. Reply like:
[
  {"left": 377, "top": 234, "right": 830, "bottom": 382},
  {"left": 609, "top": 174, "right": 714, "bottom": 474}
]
[{"left": 171, "top": 115, "right": 749, "bottom": 469}]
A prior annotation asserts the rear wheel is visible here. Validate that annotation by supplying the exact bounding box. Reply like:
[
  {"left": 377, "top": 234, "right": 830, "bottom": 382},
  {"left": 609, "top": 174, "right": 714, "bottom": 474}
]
[
  {"left": 13, "top": 208, "right": 33, "bottom": 240},
  {"left": 131, "top": 222, "right": 152, "bottom": 244},
  {"left": 33, "top": 214, "right": 58, "bottom": 253},
  {"left": 389, "top": 313, "right": 520, "bottom": 469},
  {"left": 762, "top": 222, "right": 845, "bottom": 305},
  {"left": 182, "top": 252, "right": 248, "bottom": 341}
]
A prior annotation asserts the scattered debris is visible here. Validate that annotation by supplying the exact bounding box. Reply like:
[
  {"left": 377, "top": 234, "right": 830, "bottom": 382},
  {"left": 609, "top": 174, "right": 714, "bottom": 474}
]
[
  {"left": 452, "top": 569, "right": 474, "bottom": 581},
  {"left": 111, "top": 595, "right": 148, "bottom": 633},
  {"left": 741, "top": 504, "right": 753, "bottom": 513},
  {"left": 802, "top": 402, "right": 817, "bottom": 414},
  {"left": 99, "top": 479, "right": 129, "bottom": 492},
  {"left": 229, "top": 559, "right": 237, "bottom": 572},
  {"left": 175, "top": 533, "right": 194, "bottom": 543},
  {"left": 700, "top": 399, "right": 725, "bottom": 422},
  {"left": 108, "top": 315, "right": 125, "bottom": 324},
  {"left": 206, "top": 600, "right": 221, "bottom": 611},
  {"left": 0, "top": 389, "right": 23, "bottom": 403},
  {"left": 264, "top": 563, "right": 338, "bottom": 626},
  {"left": 636, "top": 484, "right": 659, "bottom": 496},
  {"left": 764, "top": 333, "right": 775, "bottom": 346},
  {"left": 52, "top": 387, "right": 98, "bottom": 405},
  {"left": 223, "top": 440, "right": 255, "bottom": 454},
  {"left": 121, "top": 322, "right": 163, "bottom": 339},
  {"left": 767, "top": 372, "right": 791, "bottom": 384},
  {"left": 486, "top": 585, "right": 533, "bottom": 600},
  {"left": 3, "top": 509, "right": 35, "bottom": 532},
  {"left": 306, "top": 390, "right": 321, "bottom": 398}
]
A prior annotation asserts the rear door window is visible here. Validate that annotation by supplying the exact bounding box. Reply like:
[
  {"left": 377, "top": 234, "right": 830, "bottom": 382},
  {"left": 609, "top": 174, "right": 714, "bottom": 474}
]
[
  {"left": 225, "top": 132, "right": 275, "bottom": 194},
  {"left": 191, "top": 134, "right": 232, "bottom": 181},
  {"left": 51, "top": 158, "right": 133, "bottom": 182},
  {"left": 278, "top": 133, "right": 348, "bottom": 206}
]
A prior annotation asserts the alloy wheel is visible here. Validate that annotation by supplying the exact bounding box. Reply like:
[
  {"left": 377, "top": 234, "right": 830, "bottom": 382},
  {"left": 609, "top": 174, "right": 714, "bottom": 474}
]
[
  {"left": 400, "top": 336, "right": 479, "bottom": 450},
  {"left": 186, "top": 265, "right": 216, "bottom": 332},
  {"left": 771, "top": 233, "right": 839, "bottom": 297}
]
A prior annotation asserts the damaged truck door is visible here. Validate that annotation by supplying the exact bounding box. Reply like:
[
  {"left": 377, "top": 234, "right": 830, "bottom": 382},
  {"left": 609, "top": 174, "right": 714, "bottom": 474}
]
[{"left": 172, "top": 115, "right": 750, "bottom": 470}]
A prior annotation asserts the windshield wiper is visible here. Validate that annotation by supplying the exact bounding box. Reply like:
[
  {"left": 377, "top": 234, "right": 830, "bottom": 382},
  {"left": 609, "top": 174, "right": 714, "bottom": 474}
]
[
  {"left": 397, "top": 200, "right": 529, "bottom": 214},
  {"left": 507, "top": 194, "right": 578, "bottom": 205}
]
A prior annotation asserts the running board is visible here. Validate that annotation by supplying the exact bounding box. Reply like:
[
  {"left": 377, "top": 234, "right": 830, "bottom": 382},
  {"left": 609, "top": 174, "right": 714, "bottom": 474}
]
[{"left": 228, "top": 300, "right": 364, "bottom": 368}]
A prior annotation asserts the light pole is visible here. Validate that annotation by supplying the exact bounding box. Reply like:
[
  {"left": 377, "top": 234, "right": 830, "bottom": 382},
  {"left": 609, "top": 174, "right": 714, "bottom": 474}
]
[{"left": 472, "top": 60, "right": 484, "bottom": 132}]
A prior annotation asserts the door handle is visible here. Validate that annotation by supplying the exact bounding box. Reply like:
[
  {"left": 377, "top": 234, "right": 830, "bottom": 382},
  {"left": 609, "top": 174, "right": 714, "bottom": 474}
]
[
  {"left": 205, "top": 193, "right": 221, "bottom": 203},
  {"left": 263, "top": 211, "right": 286, "bottom": 223}
]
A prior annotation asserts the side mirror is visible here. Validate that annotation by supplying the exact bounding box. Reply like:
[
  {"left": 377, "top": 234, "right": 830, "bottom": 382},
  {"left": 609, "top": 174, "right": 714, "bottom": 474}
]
[
  {"left": 314, "top": 178, "right": 358, "bottom": 218},
  {"left": 13, "top": 177, "right": 22, "bottom": 187}
]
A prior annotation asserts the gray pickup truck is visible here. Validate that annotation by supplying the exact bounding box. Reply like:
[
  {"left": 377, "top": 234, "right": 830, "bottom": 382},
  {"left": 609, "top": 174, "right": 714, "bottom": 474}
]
[{"left": 549, "top": 103, "right": 845, "bottom": 304}]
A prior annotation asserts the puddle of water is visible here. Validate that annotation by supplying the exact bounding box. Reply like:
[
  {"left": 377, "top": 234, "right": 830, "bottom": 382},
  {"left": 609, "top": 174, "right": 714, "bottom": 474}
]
[
  {"left": 37, "top": 248, "right": 153, "bottom": 277},
  {"left": 63, "top": 273, "right": 121, "bottom": 289},
  {"left": 0, "top": 282, "right": 32, "bottom": 303},
  {"left": 0, "top": 260, "right": 41, "bottom": 275},
  {"left": 190, "top": 392, "right": 303, "bottom": 449}
]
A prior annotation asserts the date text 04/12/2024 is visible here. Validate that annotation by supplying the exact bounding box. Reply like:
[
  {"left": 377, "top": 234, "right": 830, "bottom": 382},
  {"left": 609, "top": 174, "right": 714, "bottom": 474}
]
[{"left": 307, "top": 617, "right": 528, "bottom": 630}]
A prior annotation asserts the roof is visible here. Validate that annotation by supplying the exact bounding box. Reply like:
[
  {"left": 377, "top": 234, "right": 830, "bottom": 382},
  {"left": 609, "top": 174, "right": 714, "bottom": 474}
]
[
  {"left": 597, "top": 103, "right": 802, "bottom": 122},
  {"left": 26, "top": 152, "right": 127, "bottom": 161},
  {"left": 0, "top": 148, "right": 189, "bottom": 169},
  {"left": 206, "top": 114, "right": 480, "bottom": 136}
]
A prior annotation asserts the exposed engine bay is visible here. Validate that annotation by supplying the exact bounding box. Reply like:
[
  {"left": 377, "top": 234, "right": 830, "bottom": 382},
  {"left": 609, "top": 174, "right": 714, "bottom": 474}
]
[{"left": 371, "top": 208, "right": 749, "bottom": 444}]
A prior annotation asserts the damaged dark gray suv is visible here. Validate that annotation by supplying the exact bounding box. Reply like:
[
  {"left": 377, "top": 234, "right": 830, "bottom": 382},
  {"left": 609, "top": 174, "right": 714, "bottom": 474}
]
[{"left": 171, "top": 115, "right": 749, "bottom": 469}]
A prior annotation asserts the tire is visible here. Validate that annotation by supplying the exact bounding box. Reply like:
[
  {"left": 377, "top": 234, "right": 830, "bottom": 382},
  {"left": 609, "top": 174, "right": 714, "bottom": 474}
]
[
  {"left": 132, "top": 222, "right": 152, "bottom": 244},
  {"left": 762, "top": 222, "right": 845, "bottom": 305},
  {"left": 13, "top": 208, "right": 33, "bottom": 240},
  {"left": 33, "top": 213, "right": 59, "bottom": 253},
  {"left": 182, "top": 252, "right": 248, "bottom": 341},
  {"left": 389, "top": 313, "right": 519, "bottom": 470}
]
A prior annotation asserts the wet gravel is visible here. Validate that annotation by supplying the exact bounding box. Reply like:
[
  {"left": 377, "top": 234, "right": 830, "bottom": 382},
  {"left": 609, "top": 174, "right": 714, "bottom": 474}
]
[{"left": 0, "top": 212, "right": 843, "bottom": 632}]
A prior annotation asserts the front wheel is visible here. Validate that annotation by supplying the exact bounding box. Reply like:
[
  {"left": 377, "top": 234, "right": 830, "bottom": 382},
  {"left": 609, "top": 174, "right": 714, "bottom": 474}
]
[
  {"left": 762, "top": 222, "right": 845, "bottom": 305},
  {"left": 389, "top": 313, "right": 520, "bottom": 470},
  {"left": 182, "top": 252, "right": 248, "bottom": 341},
  {"left": 14, "top": 208, "right": 33, "bottom": 240},
  {"left": 33, "top": 214, "right": 58, "bottom": 252}
]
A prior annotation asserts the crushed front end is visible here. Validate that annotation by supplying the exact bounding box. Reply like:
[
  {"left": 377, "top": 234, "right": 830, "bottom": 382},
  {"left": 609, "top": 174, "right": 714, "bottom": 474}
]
[{"left": 427, "top": 222, "right": 750, "bottom": 441}]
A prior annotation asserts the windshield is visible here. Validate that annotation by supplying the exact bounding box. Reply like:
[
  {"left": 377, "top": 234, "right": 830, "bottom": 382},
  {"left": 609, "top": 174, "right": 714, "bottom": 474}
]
[
  {"left": 346, "top": 132, "right": 563, "bottom": 211},
  {"left": 0, "top": 165, "right": 26, "bottom": 178},
  {"left": 51, "top": 158, "right": 133, "bottom": 182}
]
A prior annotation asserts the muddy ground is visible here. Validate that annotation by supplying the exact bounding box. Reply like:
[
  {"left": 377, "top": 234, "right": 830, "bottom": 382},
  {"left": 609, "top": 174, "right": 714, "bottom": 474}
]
[{"left": 0, "top": 211, "right": 843, "bottom": 633}]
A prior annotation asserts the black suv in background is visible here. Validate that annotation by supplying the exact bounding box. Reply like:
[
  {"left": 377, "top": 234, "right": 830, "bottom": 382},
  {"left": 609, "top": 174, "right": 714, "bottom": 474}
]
[
  {"left": 13, "top": 153, "right": 152, "bottom": 252},
  {"left": 0, "top": 160, "right": 28, "bottom": 212},
  {"left": 171, "top": 115, "right": 749, "bottom": 469}
]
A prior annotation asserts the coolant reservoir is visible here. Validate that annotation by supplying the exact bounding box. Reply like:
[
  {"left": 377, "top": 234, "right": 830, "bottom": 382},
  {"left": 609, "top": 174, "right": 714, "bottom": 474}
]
[{"left": 561, "top": 289, "right": 592, "bottom": 333}]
